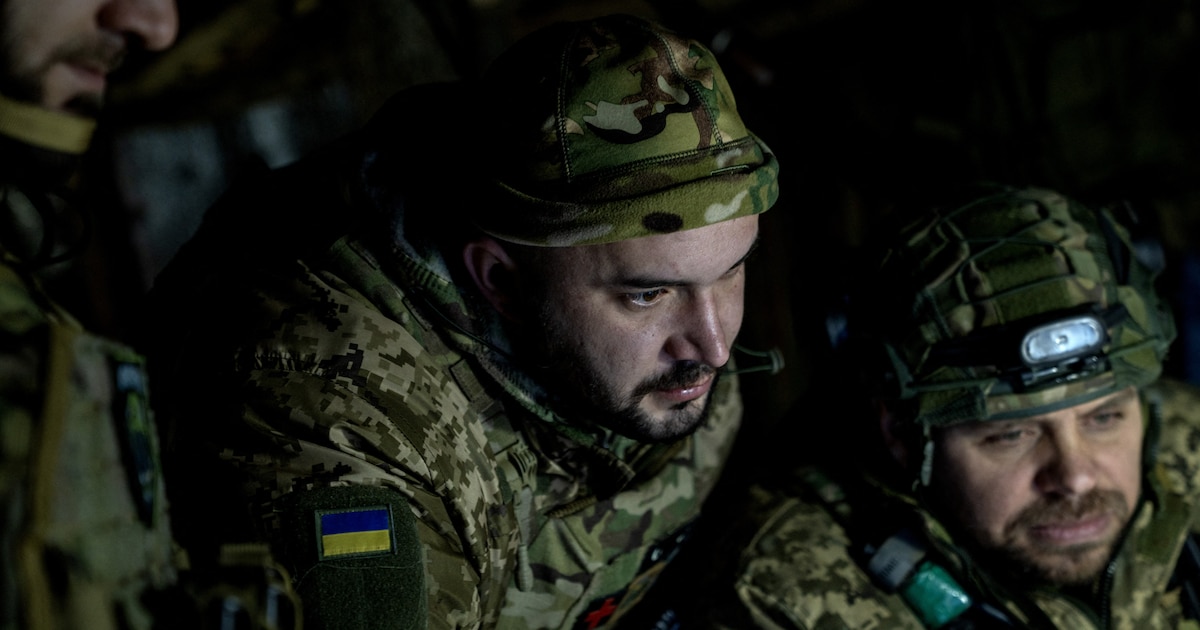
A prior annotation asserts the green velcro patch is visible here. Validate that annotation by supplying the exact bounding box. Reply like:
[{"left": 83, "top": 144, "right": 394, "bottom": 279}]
[{"left": 277, "top": 485, "right": 426, "bottom": 630}]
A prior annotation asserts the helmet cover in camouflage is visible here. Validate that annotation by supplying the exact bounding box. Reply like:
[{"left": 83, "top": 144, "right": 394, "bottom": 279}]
[
  {"left": 864, "top": 186, "right": 1175, "bottom": 428},
  {"left": 471, "top": 13, "right": 780, "bottom": 247}
]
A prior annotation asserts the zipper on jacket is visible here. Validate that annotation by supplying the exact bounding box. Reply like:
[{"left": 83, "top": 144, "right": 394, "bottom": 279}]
[{"left": 1098, "top": 557, "right": 1118, "bottom": 630}]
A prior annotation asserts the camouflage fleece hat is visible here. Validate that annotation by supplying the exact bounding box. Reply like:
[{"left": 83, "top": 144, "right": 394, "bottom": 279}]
[
  {"left": 864, "top": 186, "right": 1175, "bottom": 430},
  {"left": 471, "top": 13, "right": 780, "bottom": 247}
]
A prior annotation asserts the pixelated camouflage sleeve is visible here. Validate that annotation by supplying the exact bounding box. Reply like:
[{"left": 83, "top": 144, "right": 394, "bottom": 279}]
[
  {"left": 719, "top": 485, "right": 924, "bottom": 630},
  {"left": 230, "top": 372, "right": 482, "bottom": 630},
  {"left": 201, "top": 258, "right": 518, "bottom": 630}
]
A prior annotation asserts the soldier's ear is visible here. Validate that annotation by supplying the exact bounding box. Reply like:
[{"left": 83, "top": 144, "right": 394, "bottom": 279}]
[
  {"left": 878, "top": 401, "right": 910, "bottom": 469},
  {"left": 462, "top": 236, "right": 522, "bottom": 322}
]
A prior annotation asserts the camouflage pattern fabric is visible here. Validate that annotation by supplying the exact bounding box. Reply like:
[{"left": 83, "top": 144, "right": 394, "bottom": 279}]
[
  {"left": 861, "top": 186, "right": 1174, "bottom": 429},
  {"left": 0, "top": 245, "right": 178, "bottom": 630},
  {"left": 473, "top": 14, "right": 780, "bottom": 247},
  {"left": 145, "top": 17, "right": 771, "bottom": 626},
  {"left": 717, "top": 379, "right": 1200, "bottom": 630},
  {"left": 151, "top": 190, "right": 743, "bottom": 629},
  {"left": 719, "top": 488, "right": 925, "bottom": 630}
]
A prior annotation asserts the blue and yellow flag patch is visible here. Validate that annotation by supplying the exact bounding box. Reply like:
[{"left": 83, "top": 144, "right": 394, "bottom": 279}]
[{"left": 316, "top": 506, "right": 394, "bottom": 560}]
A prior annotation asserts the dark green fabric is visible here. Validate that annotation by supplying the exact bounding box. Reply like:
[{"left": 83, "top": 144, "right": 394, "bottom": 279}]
[{"left": 277, "top": 485, "right": 426, "bottom": 630}]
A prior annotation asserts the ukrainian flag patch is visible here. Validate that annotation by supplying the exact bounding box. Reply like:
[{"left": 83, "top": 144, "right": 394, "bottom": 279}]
[{"left": 316, "top": 506, "right": 395, "bottom": 560}]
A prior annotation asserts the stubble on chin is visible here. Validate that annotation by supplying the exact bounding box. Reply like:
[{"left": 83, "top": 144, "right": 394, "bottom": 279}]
[
  {"left": 1, "top": 33, "right": 124, "bottom": 115},
  {"left": 967, "top": 490, "right": 1130, "bottom": 587},
  {"left": 537, "top": 336, "right": 718, "bottom": 443},
  {"left": 522, "top": 289, "right": 717, "bottom": 443},
  {"left": 607, "top": 369, "right": 718, "bottom": 444}
]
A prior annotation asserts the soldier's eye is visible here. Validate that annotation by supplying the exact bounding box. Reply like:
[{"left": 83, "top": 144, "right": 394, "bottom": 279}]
[{"left": 626, "top": 289, "right": 665, "bottom": 307}]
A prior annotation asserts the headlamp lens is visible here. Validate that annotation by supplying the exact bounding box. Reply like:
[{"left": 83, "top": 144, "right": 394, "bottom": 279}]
[{"left": 1021, "top": 316, "right": 1105, "bottom": 365}]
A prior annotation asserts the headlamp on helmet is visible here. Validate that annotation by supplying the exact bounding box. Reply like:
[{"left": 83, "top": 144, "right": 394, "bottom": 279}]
[
  {"left": 1021, "top": 315, "right": 1105, "bottom": 366},
  {"left": 925, "top": 303, "right": 1130, "bottom": 397},
  {"left": 864, "top": 186, "right": 1176, "bottom": 430}
]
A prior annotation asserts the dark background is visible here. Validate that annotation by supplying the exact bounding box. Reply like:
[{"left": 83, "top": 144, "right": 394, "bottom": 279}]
[{"left": 59, "top": 0, "right": 1200, "bottom": 448}]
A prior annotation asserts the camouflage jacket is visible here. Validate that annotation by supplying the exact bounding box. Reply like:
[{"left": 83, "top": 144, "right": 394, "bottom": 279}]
[
  {"left": 0, "top": 238, "right": 177, "bottom": 629},
  {"left": 721, "top": 379, "right": 1200, "bottom": 630},
  {"left": 150, "top": 148, "right": 743, "bottom": 630}
]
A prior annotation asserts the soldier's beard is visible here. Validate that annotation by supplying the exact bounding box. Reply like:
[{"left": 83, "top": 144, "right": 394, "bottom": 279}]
[
  {"left": 578, "top": 360, "right": 717, "bottom": 443},
  {"left": 0, "top": 24, "right": 122, "bottom": 116},
  {"left": 524, "top": 305, "right": 716, "bottom": 444},
  {"left": 961, "top": 489, "right": 1130, "bottom": 588}
]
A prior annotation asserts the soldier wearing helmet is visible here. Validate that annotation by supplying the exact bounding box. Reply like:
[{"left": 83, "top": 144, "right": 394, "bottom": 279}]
[
  {"left": 711, "top": 185, "right": 1200, "bottom": 629},
  {"left": 145, "top": 13, "right": 780, "bottom": 630},
  {"left": 0, "top": 0, "right": 188, "bottom": 628}
]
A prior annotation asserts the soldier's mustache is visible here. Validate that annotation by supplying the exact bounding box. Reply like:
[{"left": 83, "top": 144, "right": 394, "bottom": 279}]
[
  {"left": 631, "top": 362, "right": 716, "bottom": 397},
  {"left": 1007, "top": 489, "right": 1128, "bottom": 534},
  {"left": 59, "top": 34, "right": 127, "bottom": 75}
]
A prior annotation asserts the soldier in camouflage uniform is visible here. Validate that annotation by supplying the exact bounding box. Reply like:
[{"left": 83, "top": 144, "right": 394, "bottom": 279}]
[
  {"left": 145, "top": 13, "right": 781, "bottom": 630},
  {"left": 0, "top": 1, "right": 185, "bottom": 628},
  {"left": 713, "top": 186, "right": 1200, "bottom": 629}
]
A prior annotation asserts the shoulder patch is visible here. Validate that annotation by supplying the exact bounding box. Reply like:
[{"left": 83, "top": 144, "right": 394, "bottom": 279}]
[
  {"left": 276, "top": 485, "right": 426, "bottom": 630},
  {"left": 316, "top": 506, "right": 394, "bottom": 559}
]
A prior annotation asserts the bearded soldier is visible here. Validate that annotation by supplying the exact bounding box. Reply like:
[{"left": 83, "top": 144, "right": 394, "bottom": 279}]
[
  {"left": 717, "top": 185, "right": 1200, "bottom": 629},
  {"left": 146, "top": 13, "right": 781, "bottom": 630}
]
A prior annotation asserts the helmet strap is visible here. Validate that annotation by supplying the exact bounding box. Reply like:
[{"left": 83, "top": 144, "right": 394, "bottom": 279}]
[{"left": 918, "top": 423, "right": 935, "bottom": 488}]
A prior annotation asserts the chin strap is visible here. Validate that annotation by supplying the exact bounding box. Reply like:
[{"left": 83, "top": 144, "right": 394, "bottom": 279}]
[{"left": 0, "top": 93, "right": 95, "bottom": 155}]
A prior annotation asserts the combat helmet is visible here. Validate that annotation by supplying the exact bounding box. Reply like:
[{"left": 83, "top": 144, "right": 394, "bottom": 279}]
[
  {"left": 470, "top": 13, "right": 780, "bottom": 247},
  {"left": 853, "top": 185, "right": 1175, "bottom": 480}
]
